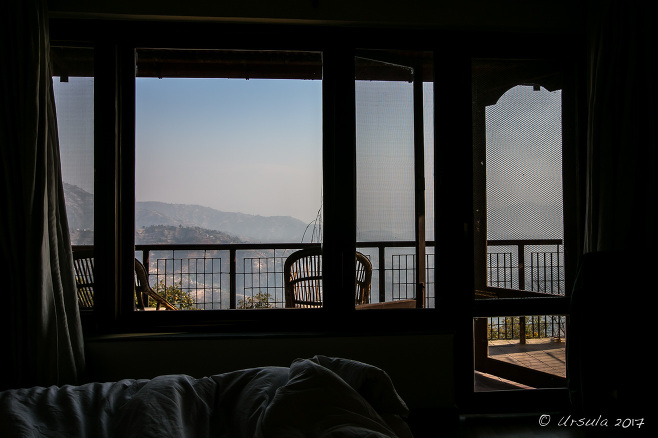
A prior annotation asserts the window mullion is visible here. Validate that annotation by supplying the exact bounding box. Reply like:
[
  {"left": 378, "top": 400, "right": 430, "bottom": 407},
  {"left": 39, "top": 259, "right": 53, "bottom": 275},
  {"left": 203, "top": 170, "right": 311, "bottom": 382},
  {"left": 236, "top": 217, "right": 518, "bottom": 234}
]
[
  {"left": 118, "top": 45, "right": 136, "bottom": 320},
  {"left": 93, "top": 42, "right": 120, "bottom": 328},
  {"left": 322, "top": 47, "right": 356, "bottom": 313},
  {"left": 413, "top": 63, "right": 426, "bottom": 308}
]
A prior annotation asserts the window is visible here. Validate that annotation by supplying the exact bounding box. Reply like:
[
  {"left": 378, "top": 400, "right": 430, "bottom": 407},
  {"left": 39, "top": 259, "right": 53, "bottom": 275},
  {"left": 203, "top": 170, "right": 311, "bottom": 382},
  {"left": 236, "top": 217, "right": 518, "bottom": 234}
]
[
  {"left": 134, "top": 49, "right": 323, "bottom": 311},
  {"left": 355, "top": 51, "right": 435, "bottom": 308},
  {"left": 51, "top": 46, "right": 95, "bottom": 314},
  {"left": 50, "top": 22, "right": 576, "bottom": 363},
  {"left": 472, "top": 58, "right": 569, "bottom": 391},
  {"left": 52, "top": 47, "right": 95, "bottom": 247}
]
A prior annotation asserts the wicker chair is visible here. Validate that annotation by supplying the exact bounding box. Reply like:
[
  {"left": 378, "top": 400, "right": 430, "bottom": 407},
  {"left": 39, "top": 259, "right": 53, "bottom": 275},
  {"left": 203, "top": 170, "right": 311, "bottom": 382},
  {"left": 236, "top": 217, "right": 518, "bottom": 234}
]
[
  {"left": 72, "top": 251, "right": 176, "bottom": 311},
  {"left": 284, "top": 247, "right": 372, "bottom": 308},
  {"left": 72, "top": 248, "right": 95, "bottom": 310},
  {"left": 134, "top": 259, "right": 177, "bottom": 310}
]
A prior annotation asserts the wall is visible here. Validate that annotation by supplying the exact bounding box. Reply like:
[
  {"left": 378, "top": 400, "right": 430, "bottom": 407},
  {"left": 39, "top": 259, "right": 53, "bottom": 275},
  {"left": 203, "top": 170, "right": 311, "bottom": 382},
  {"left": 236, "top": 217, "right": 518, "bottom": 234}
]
[
  {"left": 50, "top": 0, "right": 582, "bottom": 417},
  {"left": 48, "top": 0, "right": 582, "bottom": 33},
  {"left": 85, "top": 333, "right": 454, "bottom": 410}
]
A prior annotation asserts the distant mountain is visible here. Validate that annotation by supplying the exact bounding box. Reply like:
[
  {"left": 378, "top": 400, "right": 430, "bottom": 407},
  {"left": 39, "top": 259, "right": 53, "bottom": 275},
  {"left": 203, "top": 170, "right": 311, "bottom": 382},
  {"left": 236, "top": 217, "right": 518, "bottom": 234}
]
[
  {"left": 63, "top": 183, "right": 313, "bottom": 243},
  {"left": 63, "top": 182, "right": 94, "bottom": 231},
  {"left": 135, "top": 225, "right": 243, "bottom": 245},
  {"left": 136, "top": 201, "right": 310, "bottom": 243}
]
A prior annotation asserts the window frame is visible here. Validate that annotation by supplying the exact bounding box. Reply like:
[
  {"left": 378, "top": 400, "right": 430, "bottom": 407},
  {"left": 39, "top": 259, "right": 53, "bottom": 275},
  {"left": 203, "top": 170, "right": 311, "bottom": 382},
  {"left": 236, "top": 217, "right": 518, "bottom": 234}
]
[
  {"left": 51, "top": 18, "right": 583, "bottom": 413},
  {"left": 53, "top": 20, "right": 446, "bottom": 335},
  {"left": 462, "top": 40, "right": 583, "bottom": 413}
]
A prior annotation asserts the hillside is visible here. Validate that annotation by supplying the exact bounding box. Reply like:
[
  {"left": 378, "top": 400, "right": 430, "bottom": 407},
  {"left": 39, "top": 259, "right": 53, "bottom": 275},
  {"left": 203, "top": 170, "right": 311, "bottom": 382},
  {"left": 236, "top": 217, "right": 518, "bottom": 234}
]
[
  {"left": 63, "top": 183, "right": 94, "bottom": 231},
  {"left": 135, "top": 225, "right": 243, "bottom": 245},
  {"left": 136, "top": 201, "right": 310, "bottom": 243},
  {"left": 63, "top": 183, "right": 314, "bottom": 244}
]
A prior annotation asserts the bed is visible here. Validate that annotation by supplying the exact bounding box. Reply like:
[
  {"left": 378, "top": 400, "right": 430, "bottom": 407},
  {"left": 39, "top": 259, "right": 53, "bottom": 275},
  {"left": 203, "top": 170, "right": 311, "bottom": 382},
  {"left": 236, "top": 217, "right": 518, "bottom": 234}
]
[{"left": 0, "top": 355, "right": 414, "bottom": 437}]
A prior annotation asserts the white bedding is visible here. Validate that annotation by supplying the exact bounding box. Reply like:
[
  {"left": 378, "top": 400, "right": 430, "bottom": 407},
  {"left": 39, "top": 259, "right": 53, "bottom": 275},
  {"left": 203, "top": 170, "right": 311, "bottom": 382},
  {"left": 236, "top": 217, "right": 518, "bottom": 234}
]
[{"left": 0, "top": 356, "right": 413, "bottom": 438}]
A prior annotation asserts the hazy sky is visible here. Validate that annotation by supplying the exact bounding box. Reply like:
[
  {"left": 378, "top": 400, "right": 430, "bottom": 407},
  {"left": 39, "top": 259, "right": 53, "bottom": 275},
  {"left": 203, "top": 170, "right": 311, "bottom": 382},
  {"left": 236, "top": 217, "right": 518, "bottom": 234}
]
[
  {"left": 54, "top": 76, "right": 562, "bottom": 241},
  {"left": 485, "top": 85, "right": 563, "bottom": 240},
  {"left": 356, "top": 80, "right": 435, "bottom": 241},
  {"left": 53, "top": 77, "right": 95, "bottom": 194},
  {"left": 135, "top": 77, "right": 323, "bottom": 224}
]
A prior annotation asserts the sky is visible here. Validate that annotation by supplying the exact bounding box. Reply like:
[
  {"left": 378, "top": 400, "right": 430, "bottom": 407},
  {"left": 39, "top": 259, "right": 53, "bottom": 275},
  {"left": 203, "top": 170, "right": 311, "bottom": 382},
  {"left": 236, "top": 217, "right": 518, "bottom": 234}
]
[
  {"left": 54, "top": 75, "right": 562, "bottom": 241},
  {"left": 53, "top": 77, "right": 95, "bottom": 195},
  {"left": 135, "top": 77, "right": 323, "bottom": 224},
  {"left": 485, "top": 85, "right": 564, "bottom": 240}
]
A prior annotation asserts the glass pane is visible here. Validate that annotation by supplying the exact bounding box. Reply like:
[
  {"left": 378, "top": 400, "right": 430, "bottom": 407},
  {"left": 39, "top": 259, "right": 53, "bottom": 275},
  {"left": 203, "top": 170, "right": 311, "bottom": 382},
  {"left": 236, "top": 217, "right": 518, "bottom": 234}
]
[
  {"left": 486, "top": 85, "right": 563, "bottom": 241},
  {"left": 355, "top": 53, "right": 434, "bottom": 308},
  {"left": 474, "top": 315, "right": 567, "bottom": 391},
  {"left": 52, "top": 46, "right": 95, "bottom": 311},
  {"left": 356, "top": 57, "right": 415, "bottom": 243},
  {"left": 135, "top": 49, "right": 322, "bottom": 310},
  {"left": 52, "top": 49, "right": 94, "bottom": 246},
  {"left": 424, "top": 81, "right": 435, "bottom": 309},
  {"left": 472, "top": 59, "right": 565, "bottom": 297}
]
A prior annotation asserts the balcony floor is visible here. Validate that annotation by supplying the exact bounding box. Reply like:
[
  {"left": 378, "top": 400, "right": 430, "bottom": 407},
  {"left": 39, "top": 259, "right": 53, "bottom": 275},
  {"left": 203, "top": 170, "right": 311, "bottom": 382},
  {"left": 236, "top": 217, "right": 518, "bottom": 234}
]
[
  {"left": 475, "top": 338, "right": 566, "bottom": 391},
  {"left": 489, "top": 338, "right": 566, "bottom": 378}
]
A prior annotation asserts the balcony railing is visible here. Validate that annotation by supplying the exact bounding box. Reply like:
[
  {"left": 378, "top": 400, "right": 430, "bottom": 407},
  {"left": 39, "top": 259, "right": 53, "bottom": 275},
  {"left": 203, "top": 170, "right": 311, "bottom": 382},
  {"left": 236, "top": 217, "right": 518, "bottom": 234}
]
[
  {"left": 73, "top": 239, "right": 566, "bottom": 340},
  {"left": 134, "top": 241, "right": 436, "bottom": 310},
  {"left": 485, "top": 239, "right": 566, "bottom": 342}
]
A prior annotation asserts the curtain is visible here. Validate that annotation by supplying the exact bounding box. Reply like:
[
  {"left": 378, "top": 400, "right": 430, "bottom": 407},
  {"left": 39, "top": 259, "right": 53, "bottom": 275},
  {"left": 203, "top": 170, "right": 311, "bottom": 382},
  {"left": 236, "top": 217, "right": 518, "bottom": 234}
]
[
  {"left": 569, "top": 0, "right": 655, "bottom": 419},
  {"left": 0, "top": 0, "right": 85, "bottom": 390},
  {"left": 583, "top": 0, "right": 657, "bottom": 253}
]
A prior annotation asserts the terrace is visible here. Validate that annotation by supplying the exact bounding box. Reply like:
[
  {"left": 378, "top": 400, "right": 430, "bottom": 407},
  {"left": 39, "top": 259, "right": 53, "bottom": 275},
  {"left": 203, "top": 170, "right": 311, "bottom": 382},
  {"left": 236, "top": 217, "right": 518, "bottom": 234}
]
[{"left": 74, "top": 237, "right": 566, "bottom": 389}]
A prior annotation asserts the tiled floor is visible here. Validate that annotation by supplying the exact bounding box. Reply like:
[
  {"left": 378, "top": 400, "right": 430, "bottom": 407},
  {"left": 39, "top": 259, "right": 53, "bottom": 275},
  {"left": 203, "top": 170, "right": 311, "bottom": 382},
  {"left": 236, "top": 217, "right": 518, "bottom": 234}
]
[{"left": 488, "top": 338, "right": 566, "bottom": 378}]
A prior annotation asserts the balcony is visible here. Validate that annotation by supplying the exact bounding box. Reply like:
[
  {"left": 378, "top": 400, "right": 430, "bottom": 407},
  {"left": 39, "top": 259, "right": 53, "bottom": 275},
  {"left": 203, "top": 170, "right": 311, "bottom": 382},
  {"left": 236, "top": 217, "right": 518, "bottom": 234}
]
[
  {"left": 476, "top": 239, "right": 567, "bottom": 390},
  {"left": 74, "top": 238, "right": 564, "bottom": 320},
  {"left": 75, "top": 238, "right": 567, "bottom": 389},
  {"left": 130, "top": 241, "right": 437, "bottom": 310}
]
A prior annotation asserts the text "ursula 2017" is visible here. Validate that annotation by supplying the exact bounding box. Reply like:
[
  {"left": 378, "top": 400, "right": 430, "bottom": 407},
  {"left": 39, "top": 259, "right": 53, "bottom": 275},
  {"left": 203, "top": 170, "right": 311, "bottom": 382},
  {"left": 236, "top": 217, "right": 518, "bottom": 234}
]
[{"left": 539, "top": 414, "right": 645, "bottom": 430}]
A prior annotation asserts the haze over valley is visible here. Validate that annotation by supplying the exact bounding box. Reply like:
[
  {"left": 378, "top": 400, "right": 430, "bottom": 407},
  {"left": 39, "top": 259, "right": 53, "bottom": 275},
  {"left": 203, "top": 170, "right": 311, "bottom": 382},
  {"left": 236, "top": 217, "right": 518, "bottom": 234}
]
[{"left": 64, "top": 183, "right": 314, "bottom": 245}]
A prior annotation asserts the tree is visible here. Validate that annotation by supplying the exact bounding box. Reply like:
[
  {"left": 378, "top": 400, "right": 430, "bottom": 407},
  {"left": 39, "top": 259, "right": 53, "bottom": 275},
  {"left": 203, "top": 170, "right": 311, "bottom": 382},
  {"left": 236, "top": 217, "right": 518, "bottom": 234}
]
[
  {"left": 238, "top": 291, "right": 273, "bottom": 309},
  {"left": 150, "top": 280, "right": 198, "bottom": 310}
]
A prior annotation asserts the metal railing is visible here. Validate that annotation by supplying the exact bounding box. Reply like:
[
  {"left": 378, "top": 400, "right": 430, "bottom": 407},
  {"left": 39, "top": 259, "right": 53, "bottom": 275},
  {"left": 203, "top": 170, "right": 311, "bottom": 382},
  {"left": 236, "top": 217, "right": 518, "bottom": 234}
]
[
  {"left": 73, "top": 238, "right": 566, "bottom": 339},
  {"left": 486, "top": 239, "right": 566, "bottom": 342},
  {"left": 134, "top": 241, "right": 436, "bottom": 310}
]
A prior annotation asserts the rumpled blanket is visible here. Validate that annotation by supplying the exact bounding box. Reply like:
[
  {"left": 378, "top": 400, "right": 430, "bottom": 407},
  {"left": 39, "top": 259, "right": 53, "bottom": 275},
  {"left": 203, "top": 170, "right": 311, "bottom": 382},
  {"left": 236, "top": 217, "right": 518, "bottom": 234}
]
[{"left": 0, "top": 356, "right": 413, "bottom": 438}]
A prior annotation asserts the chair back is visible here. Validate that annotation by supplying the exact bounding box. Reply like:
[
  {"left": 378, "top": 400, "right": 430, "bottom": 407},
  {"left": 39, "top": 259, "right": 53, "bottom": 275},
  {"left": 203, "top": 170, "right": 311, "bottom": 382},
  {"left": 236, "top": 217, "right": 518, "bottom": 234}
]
[
  {"left": 134, "top": 258, "right": 177, "bottom": 310},
  {"left": 355, "top": 252, "right": 372, "bottom": 305},
  {"left": 284, "top": 247, "right": 372, "bottom": 308},
  {"left": 284, "top": 247, "right": 323, "bottom": 308},
  {"left": 72, "top": 248, "right": 94, "bottom": 309}
]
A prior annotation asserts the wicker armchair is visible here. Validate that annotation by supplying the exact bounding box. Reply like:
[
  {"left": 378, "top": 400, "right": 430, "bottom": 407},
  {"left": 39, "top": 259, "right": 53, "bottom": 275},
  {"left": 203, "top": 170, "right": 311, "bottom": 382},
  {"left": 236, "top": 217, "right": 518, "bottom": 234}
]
[
  {"left": 72, "top": 249, "right": 95, "bottom": 310},
  {"left": 72, "top": 251, "right": 176, "bottom": 311},
  {"left": 134, "top": 259, "right": 177, "bottom": 310},
  {"left": 284, "top": 247, "right": 372, "bottom": 308}
]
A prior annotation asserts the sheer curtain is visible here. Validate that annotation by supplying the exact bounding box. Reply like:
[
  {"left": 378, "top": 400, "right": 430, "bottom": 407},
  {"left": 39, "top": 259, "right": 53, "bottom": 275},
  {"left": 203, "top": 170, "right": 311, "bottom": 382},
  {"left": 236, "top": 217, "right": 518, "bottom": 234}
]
[{"left": 0, "top": 0, "right": 85, "bottom": 390}]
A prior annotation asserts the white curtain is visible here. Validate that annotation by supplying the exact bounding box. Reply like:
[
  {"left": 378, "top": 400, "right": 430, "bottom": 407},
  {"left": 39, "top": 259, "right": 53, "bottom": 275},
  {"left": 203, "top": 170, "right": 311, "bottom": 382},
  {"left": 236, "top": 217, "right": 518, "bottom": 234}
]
[{"left": 0, "top": 0, "right": 85, "bottom": 390}]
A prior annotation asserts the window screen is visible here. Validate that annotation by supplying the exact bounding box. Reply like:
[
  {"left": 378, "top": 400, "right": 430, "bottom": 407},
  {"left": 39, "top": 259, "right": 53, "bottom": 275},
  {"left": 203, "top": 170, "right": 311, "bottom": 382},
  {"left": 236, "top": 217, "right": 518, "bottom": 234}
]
[
  {"left": 52, "top": 47, "right": 94, "bottom": 246},
  {"left": 355, "top": 53, "right": 435, "bottom": 308},
  {"left": 473, "top": 59, "right": 565, "bottom": 296}
]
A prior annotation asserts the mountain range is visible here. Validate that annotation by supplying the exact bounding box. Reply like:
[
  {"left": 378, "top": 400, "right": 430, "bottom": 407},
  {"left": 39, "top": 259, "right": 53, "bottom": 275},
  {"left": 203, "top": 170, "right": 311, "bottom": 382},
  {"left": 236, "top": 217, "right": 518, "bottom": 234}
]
[{"left": 63, "top": 183, "right": 314, "bottom": 244}]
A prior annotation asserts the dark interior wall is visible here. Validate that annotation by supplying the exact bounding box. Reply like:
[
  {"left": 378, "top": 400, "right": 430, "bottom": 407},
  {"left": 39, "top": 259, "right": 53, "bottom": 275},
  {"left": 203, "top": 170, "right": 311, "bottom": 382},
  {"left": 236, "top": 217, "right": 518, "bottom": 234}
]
[
  {"left": 85, "top": 333, "right": 453, "bottom": 410},
  {"left": 48, "top": 0, "right": 583, "bottom": 32},
  {"left": 46, "top": 0, "right": 584, "bottom": 416}
]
